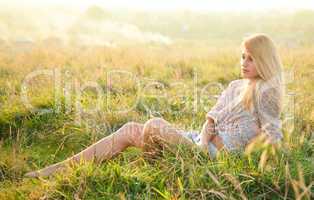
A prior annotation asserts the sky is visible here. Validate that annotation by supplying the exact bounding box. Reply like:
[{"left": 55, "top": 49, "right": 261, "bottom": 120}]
[{"left": 2, "top": 0, "right": 314, "bottom": 12}]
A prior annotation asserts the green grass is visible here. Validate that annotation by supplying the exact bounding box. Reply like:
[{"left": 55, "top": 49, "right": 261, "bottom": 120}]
[{"left": 0, "top": 41, "right": 313, "bottom": 199}]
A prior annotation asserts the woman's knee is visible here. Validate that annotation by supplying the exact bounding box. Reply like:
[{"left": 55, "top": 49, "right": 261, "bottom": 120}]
[
  {"left": 121, "top": 122, "right": 143, "bottom": 132},
  {"left": 121, "top": 122, "right": 144, "bottom": 147},
  {"left": 142, "top": 117, "right": 173, "bottom": 147},
  {"left": 143, "top": 117, "right": 169, "bottom": 134}
]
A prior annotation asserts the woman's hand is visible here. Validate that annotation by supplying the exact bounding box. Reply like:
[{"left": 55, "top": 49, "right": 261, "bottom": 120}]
[{"left": 199, "top": 117, "right": 215, "bottom": 151}]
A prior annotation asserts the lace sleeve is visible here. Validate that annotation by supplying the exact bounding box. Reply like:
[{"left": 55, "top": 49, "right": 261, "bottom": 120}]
[
  {"left": 206, "top": 80, "right": 236, "bottom": 123},
  {"left": 257, "top": 88, "right": 283, "bottom": 144}
]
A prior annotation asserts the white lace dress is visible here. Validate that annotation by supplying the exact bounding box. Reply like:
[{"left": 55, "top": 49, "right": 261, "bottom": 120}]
[{"left": 181, "top": 79, "right": 283, "bottom": 157}]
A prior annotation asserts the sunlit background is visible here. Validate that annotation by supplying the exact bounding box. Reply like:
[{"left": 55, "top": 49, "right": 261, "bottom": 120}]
[
  {"left": 3, "top": 0, "right": 314, "bottom": 11},
  {"left": 0, "top": 0, "right": 314, "bottom": 47}
]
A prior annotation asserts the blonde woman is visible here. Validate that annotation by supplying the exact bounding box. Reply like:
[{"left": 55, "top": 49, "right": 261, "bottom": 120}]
[{"left": 25, "top": 33, "right": 285, "bottom": 178}]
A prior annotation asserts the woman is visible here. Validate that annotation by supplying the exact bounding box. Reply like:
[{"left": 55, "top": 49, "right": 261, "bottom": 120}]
[{"left": 25, "top": 33, "right": 285, "bottom": 178}]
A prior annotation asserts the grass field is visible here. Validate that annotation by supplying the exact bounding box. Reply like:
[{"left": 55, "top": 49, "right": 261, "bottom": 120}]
[{"left": 0, "top": 7, "right": 313, "bottom": 200}]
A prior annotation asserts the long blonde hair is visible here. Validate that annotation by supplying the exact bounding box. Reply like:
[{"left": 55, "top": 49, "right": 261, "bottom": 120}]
[{"left": 241, "top": 34, "right": 285, "bottom": 112}]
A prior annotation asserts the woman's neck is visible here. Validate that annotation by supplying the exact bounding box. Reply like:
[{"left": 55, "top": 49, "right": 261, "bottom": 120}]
[{"left": 247, "top": 78, "right": 258, "bottom": 85}]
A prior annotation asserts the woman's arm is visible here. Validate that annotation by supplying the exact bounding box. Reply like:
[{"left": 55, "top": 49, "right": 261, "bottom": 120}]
[
  {"left": 199, "top": 117, "right": 215, "bottom": 150},
  {"left": 257, "top": 88, "right": 283, "bottom": 144},
  {"left": 206, "top": 80, "right": 238, "bottom": 124},
  {"left": 200, "top": 116, "right": 225, "bottom": 153},
  {"left": 200, "top": 80, "right": 240, "bottom": 152}
]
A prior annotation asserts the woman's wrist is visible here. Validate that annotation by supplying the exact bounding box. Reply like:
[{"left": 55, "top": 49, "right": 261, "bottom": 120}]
[
  {"left": 200, "top": 120, "right": 215, "bottom": 147},
  {"left": 205, "top": 118, "right": 215, "bottom": 133},
  {"left": 206, "top": 116, "right": 215, "bottom": 123}
]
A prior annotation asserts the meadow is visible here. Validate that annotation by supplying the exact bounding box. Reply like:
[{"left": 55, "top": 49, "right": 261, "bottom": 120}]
[{"left": 0, "top": 7, "right": 313, "bottom": 199}]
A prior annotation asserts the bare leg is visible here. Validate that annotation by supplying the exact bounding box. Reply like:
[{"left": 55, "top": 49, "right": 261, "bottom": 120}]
[
  {"left": 25, "top": 122, "right": 144, "bottom": 178},
  {"left": 25, "top": 118, "right": 198, "bottom": 178},
  {"left": 142, "top": 117, "right": 197, "bottom": 155}
]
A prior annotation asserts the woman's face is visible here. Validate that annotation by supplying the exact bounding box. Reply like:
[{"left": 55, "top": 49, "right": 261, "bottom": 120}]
[{"left": 240, "top": 48, "right": 259, "bottom": 80}]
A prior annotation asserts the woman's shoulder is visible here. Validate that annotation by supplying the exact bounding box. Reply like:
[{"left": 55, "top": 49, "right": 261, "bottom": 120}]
[
  {"left": 256, "top": 81, "right": 282, "bottom": 98},
  {"left": 219, "top": 79, "right": 247, "bottom": 97},
  {"left": 228, "top": 79, "right": 248, "bottom": 88}
]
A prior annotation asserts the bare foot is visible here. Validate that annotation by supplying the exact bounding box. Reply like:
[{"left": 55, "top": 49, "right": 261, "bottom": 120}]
[{"left": 24, "top": 162, "right": 67, "bottom": 178}]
